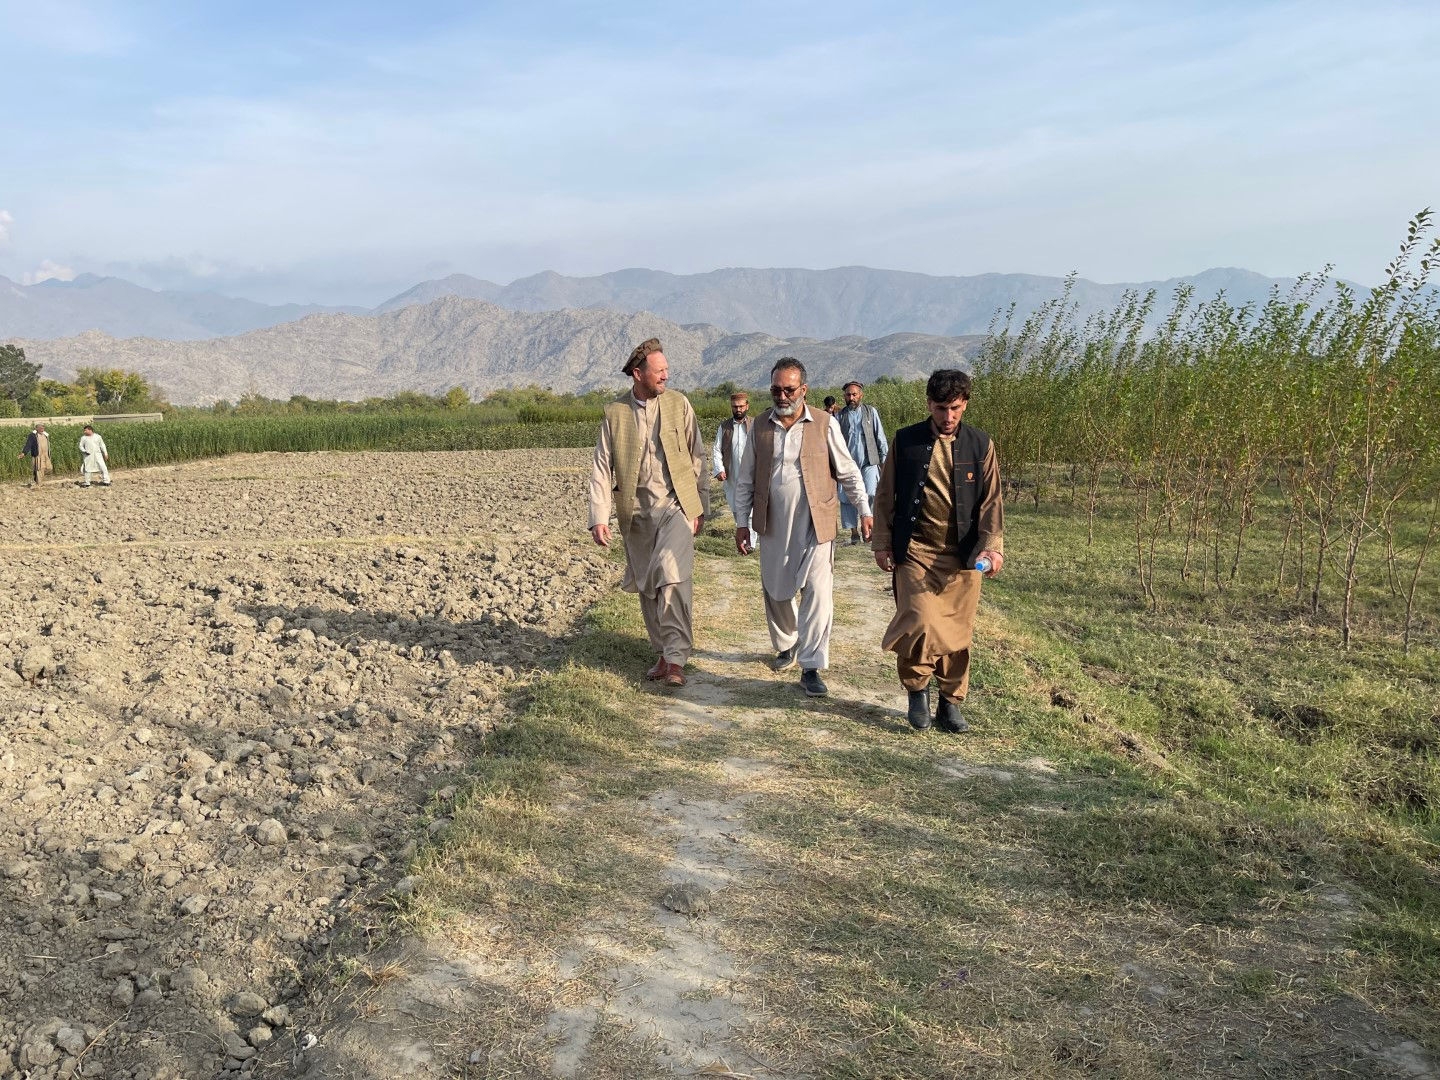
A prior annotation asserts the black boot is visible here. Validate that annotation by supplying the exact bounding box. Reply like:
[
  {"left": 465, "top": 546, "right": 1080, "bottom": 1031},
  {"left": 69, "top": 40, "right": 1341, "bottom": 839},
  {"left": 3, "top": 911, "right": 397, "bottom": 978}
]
[
  {"left": 934, "top": 696, "right": 969, "bottom": 733},
  {"left": 906, "top": 689, "right": 932, "bottom": 730},
  {"left": 800, "top": 669, "right": 829, "bottom": 697}
]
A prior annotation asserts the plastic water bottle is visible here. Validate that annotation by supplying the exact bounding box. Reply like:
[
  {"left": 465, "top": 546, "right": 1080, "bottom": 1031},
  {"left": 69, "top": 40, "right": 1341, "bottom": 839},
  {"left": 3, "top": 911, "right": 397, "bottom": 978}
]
[{"left": 974, "top": 557, "right": 992, "bottom": 574}]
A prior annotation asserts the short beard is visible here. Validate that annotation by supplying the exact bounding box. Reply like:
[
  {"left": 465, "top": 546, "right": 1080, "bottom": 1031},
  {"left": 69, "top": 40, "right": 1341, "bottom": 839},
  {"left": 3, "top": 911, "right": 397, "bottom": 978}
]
[{"left": 773, "top": 401, "right": 798, "bottom": 417}]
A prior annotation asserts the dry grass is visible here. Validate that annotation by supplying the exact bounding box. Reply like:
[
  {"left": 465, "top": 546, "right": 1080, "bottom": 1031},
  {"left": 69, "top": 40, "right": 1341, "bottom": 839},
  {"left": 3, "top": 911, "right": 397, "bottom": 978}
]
[{"left": 295, "top": 518, "right": 1435, "bottom": 1077}]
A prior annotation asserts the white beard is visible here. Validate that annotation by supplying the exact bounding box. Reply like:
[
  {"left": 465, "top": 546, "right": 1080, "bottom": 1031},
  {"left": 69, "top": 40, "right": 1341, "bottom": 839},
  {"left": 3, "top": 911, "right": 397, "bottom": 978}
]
[{"left": 773, "top": 401, "right": 799, "bottom": 417}]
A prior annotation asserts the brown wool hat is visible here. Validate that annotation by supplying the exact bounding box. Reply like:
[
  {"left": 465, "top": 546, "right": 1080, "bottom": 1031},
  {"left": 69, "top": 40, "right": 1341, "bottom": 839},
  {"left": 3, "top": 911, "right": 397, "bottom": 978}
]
[{"left": 624, "top": 337, "right": 663, "bottom": 376}]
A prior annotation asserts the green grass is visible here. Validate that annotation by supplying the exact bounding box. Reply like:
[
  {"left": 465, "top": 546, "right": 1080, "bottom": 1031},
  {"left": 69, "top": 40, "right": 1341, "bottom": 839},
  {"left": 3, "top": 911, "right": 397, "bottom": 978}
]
[
  {"left": 998, "top": 493, "right": 1439, "bottom": 825},
  {"left": 371, "top": 498, "right": 1437, "bottom": 1076}
]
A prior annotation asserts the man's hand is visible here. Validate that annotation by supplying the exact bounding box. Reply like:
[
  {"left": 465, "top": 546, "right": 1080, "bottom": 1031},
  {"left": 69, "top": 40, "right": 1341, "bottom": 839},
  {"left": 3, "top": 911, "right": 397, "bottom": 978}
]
[
  {"left": 736, "top": 527, "right": 754, "bottom": 555},
  {"left": 860, "top": 515, "right": 874, "bottom": 542},
  {"left": 692, "top": 515, "right": 704, "bottom": 536},
  {"left": 874, "top": 548, "right": 895, "bottom": 572},
  {"left": 715, "top": 470, "right": 727, "bottom": 482},
  {"left": 590, "top": 524, "right": 612, "bottom": 548},
  {"left": 979, "top": 549, "right": 1004, "bottom": 577}
]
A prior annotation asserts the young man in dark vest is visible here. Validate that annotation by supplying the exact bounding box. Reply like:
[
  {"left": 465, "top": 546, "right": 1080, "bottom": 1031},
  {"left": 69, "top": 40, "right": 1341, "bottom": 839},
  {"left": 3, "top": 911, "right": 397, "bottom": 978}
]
[
  {"left": 732, "top": 358, "right": 872, "bottom": 698},
  {"left": 588, "top": 338, "right": 709, "bottom": 687},
  {"left": 871, "top": 369, "right": 1004, "bottom": 732}
]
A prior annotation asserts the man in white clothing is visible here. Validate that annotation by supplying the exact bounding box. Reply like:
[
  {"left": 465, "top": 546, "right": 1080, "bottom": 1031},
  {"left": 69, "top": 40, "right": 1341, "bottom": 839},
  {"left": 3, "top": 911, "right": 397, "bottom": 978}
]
[
  {"left": 733, "top": 358, "right": 872, "bottom": 698},
  {"left": 711, "top": 391, "right": 755, "bottom": 548},
  {"left": 78, "top": 425, "right": 111, "bottom": 487}
]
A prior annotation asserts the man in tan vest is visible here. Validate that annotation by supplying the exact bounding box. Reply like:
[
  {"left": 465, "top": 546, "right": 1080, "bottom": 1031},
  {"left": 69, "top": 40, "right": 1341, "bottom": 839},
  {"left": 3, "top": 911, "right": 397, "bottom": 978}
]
[
  {"left": 733, "top": 357, "right": 872, "bottom": 698},
  {"left": 588, "top": 338, "right": 709, "bottom": 687}
]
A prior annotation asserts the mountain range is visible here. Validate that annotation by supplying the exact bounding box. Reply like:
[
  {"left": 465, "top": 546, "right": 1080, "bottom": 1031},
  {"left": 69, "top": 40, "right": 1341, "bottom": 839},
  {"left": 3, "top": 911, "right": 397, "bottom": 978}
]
[
  {"left": 4, "top": 265, "right": 1330, "bottom": 344},
  {"left": 18, "top": 299, "right": 984, "bottom": 405},
  {"left": 373, "top": 265, "right": 1318, "bottom": 339},
  {"left": 0, "top": 274, "right": 360, "bottom": 340},
  {"left": 6, "top": 263, "right": 1351, "bottom": 405}
]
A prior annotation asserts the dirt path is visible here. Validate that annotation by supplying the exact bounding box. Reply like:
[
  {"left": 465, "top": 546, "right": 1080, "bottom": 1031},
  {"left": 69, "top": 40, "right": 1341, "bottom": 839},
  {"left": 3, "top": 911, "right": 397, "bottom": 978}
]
[
  {"left": 297, "top": 549, "right": 1004, "bottom": 1078},
  {"left": 300, "top": 541, "right": 1439, "bottom": 1079}
]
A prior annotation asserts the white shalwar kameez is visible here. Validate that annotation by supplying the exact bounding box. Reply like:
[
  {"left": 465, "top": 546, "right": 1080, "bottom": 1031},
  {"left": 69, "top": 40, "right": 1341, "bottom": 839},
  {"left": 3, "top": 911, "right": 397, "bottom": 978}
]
[
  {"left": 734, "top": 411, "right": 870, "bottom": 670},
  {"left": 78, "top": 432, "right": 110, "bottom": 484},
  {"left": 711, "top": 422, "right": 751, "bottom": 518}
]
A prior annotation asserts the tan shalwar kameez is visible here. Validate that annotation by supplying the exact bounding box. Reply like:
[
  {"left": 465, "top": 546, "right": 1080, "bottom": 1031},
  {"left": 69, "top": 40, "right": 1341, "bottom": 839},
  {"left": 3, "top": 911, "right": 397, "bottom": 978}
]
[
  {"left": 30, "top": 431, "right": 52, "bottom": 485},
  {"left": 873, "top": 431, "right": 1003, "bottom": 702},
  {"left": 589, "top": 392, "right": 709, "bottom": 666}
]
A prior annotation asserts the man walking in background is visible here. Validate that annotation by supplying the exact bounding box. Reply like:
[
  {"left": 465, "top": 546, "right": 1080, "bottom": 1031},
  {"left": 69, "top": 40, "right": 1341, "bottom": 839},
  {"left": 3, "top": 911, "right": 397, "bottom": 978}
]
[
  {"left": 18, "top": 423, "right": 52, "bottom": 487},
  {"left": 711, "top": 391, "right": 754, "bottom": 543},
  {"left": 589, "top": 338, "right": 709, "bottom": 688},
  {"left": 872, "top": 369, "right": 1004, "bottom": 733},
  {"left": 733, "top": 358, "right": 871, "bottom": 698},
  {"left": 837, "top": 381, "right": 888, "bottom": 545},
  {"left": 78, "top": 424, "right": 110, "bottom": 487}
]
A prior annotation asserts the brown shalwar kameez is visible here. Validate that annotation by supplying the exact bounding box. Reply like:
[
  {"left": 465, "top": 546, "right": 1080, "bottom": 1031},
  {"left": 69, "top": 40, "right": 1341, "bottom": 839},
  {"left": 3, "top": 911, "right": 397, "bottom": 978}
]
[{"left": 874, "top": 432, "right": 1003, "bottom": 702}]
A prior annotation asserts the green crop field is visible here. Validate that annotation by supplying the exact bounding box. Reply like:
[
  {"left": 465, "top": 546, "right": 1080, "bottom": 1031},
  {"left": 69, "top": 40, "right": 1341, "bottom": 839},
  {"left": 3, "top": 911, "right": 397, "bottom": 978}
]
[{"left": 0, "top": 413, "right": 602, "bottom": 483}]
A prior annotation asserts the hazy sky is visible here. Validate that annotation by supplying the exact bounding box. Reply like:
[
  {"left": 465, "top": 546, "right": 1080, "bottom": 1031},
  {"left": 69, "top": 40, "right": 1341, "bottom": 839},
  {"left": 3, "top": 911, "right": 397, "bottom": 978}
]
[{"left": 1, "top": 0, "right": 1436, "bottom": 305}]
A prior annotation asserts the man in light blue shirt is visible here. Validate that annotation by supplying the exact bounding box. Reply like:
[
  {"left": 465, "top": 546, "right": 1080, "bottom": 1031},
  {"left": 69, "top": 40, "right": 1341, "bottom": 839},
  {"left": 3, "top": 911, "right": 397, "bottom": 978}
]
[{"left": 836, "top": 381, "right": 887, "bottom": 544}]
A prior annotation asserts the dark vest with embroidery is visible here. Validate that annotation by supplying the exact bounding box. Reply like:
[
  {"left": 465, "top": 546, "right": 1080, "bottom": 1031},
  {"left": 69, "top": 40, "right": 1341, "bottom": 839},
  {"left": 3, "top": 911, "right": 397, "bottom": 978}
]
[{"left": 889, "top": 420, "right": 991, "bottom": 567}]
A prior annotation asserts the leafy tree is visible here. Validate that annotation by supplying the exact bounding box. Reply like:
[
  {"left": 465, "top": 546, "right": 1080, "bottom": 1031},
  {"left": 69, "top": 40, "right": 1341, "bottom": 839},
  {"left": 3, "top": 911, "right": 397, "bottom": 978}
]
[
  {"left": 442, "top": 386, "right": 471, "bottom": 410},
  {"left": 235, "top": 392, "right": 284, "bottom": 415},
  {"left": 0, "top": 344, "right": 41, "bottom": 403},
  {"left": 73, "top": 367, "right": 157, "bottom": 411},
  {"left": 288, "top": 394, "right": 340, "bottom": 413}
]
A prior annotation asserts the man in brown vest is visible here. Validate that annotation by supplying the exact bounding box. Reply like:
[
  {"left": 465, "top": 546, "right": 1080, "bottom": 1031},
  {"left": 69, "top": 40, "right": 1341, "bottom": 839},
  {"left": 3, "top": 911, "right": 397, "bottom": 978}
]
[
  {"left": 872, "top": 369, "right": 1004, "bottom": 732},
  {"left": 588, "top": 338, "right": 709, "bottom": 687},
  {"left": 733, "top": 357, "right": 872, "bottom": 698}
]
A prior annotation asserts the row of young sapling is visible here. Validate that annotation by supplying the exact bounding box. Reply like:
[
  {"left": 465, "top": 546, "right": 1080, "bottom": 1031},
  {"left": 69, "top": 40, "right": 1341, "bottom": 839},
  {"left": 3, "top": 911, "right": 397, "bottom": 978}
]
[{"left": 932, "top": 212, "right": 1440, "bottom": 652}]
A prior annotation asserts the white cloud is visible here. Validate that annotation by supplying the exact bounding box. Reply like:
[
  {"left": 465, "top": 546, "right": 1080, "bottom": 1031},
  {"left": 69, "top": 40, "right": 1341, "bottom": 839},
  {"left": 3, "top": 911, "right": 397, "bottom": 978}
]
[
  {"left": 0, "top": 210, "right": 12, "bottom": 245},
  {"left": 22, "top": 260, "right": 78, "bottom": 285},
  {"left": 8, "top": 3, "right": 1438, "bottom": 298}
]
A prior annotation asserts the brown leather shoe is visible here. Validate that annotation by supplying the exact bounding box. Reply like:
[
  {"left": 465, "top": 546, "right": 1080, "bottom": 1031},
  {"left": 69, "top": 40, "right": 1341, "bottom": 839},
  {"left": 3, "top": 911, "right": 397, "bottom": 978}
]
[
  {"left": 646, "top": 657, "right": 667, "bottom": 680},
  {"left": 662, "top": 662, "right": 687, "bottom": 687}
]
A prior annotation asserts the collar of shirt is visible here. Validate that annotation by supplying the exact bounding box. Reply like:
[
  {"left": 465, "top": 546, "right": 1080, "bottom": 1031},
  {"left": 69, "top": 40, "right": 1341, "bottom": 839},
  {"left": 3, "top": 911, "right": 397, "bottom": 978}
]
[{"left": 768, "top": 407, "right": 812, "bottom": 426}]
